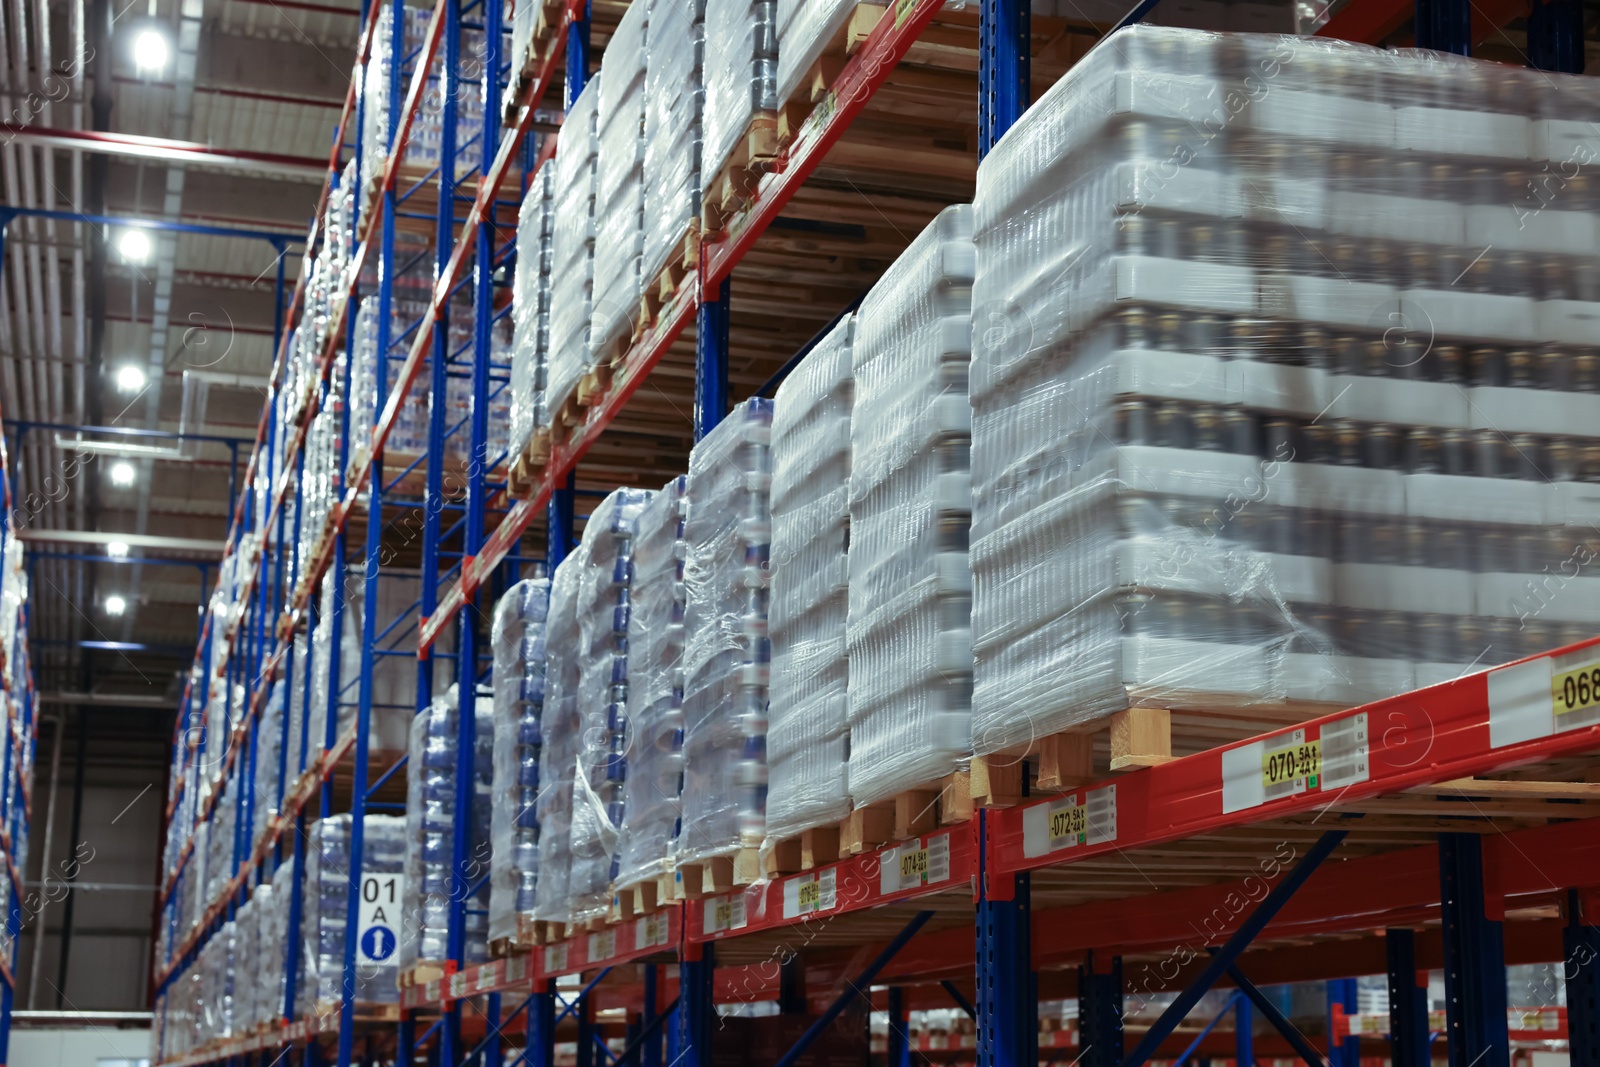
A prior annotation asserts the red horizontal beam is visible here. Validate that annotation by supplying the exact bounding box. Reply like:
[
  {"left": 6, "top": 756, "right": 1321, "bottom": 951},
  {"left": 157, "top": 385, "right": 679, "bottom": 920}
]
[{"left": 0, "top": 124, "right": 326, "bottom": 177}]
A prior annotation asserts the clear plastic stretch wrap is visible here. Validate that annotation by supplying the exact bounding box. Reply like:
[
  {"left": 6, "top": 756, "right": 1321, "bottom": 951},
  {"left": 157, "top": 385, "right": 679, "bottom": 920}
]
[
  {"left": 569, "top": 488, "right": 654, "bottom": 919},
  {"left": 679, "top": 399, "right": 774, "bottom": 863},
  {"left": 591, "top": 0, "right": 649, "bottom": 361},
  {"left": 847, "top": 205, "right": 975, "bottom": 805},
  {"left": 251, "top": 678, "right": 286, "bottom": 850},
  {"left": 766, "top": 315, "right": 854, "bottom": 840},
  {"left": 701, "top": 0, "right": 777, "bottom": 201},
  {"left": 304, "top": 814, "right": 405, "bottom": 1009},
  {"left": 400, "top": 689, "right": 494, "bottom": 973},
  {"left": 266, "top": 859, "right": 296, "bottom": 1026},
  {"left": 969, "top": 26, "right": 1600, "bottom": 752},
  {"left": 512, "top": 167, "right": 556, "bottom": 457},
  {"left": 238, "top": 882, "right": 273, "bottom": 1033},
  {"left": 547, "top": 79, "right": 601, "bottom": 422},
  {"left": 642, "top": 0, "right": 704, "bottom": 291},
  {"left": 488, "top": 575, "right": 552, "bottom": 945},
  {"left": 774, "top": 0, "right": 853, "bottom": 111},
  {"left": 533, "top": 555, "right": 582, "bottom": 924},
  {"left": 616, "top": 477, "right": 688, "bottom": 889}
]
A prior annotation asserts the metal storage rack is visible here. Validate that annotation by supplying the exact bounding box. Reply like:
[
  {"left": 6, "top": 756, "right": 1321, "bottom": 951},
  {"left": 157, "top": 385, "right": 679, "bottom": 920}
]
[{"left": 147, "top": 0, "right": 1600, "bottom": 1065}]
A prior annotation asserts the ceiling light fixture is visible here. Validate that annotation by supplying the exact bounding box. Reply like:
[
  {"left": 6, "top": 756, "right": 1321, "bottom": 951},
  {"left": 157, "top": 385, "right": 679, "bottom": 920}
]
[
  {"left": 118, "top": 228, "right": 152, "bottom": 263},
  {"left": 133, "top": 27, "right": 170, "bottom": 72},
  {"left": 104, "top": 595, "right": 127, "bottom": 617},
  {"left": 116, "top": 364, "right": 146, "bottom": 393},
  {"left": 107, "top": 541, "right": 129, "bottom": 559},
  {"left": 109, "top": 461, "right": 136, "bottom": 487}
]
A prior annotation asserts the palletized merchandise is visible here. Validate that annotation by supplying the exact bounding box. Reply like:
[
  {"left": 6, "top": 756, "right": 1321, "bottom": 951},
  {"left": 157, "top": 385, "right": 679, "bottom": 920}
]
[
  {"left": 400, "top": 688, "right": 494, "bottom": 975},
  {"left": 488, "top": 575, "right": 552, "bottom": 945},
  {"left": 702, "top": 0, "right": 777, "bottom": 205},
  {"left": 533, "top": 555, "right": 583, "bottom": 925},
  {"left": 252, "top": 679, "right": 286, "bottom": 850},
  {"left": 642, "top": 0, "right": 704, "bottom": 293},
  {"left": 766, "top": 315, "right": 854, "bottom": 841},
  {"left": 679, "top": 398, "right": 774, "bottom": 865},
  {"left": 774, "top": 0, "right": 854, "bottom": 112},
  {"left": 239, "top": 882, "right": 275, "bottom": 1033},
  {"left": 547, "top": 79, "right": 601, "bottom": 423},
  {"left": 967, "top": 26, "right": 1600, "bottom": 755},
  {"left": 591, "top": 0, "right": 649, "bottom": 363},
  {"left": 512, "top": 167, "right": 556, "bottom": 458},
  {"left": 847, "top": 205, "right": 974, "bottom": 805},
  {"left": 267, "top": 858, "right": 296, "bottom": 1023},
  {"left": 616, "top": 477, "right": 689, "bottom": 891},
  {"left": 569, "top": 488, "right": 654, "bottom": 920},
  {"left": 304, "top": 813, "right": 405, "bottom": 1010}
]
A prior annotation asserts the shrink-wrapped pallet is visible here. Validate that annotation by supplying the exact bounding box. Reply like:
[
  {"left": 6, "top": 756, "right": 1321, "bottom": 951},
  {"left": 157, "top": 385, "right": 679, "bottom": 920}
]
[
  {"left": 766, "top": 315, "right": 854, "bottom": 840},
  {"left": 642, "top": 0, "right": 704, "bottom": 294},
  {"left": 304, "top": 813, "right": 405, "bottom": 1011},
  {"left": 240, "top": 883, "right": 274, "bottom": 1032},
  {"left": 546, "top": 80, "right": 601, "bottom": 425},
  {"left": 265, "top": 859, "right": 295, "bottom": 1025},
  {"left": 488, "top": 575, "right": 552, "bottom": 945},
  {"left": 569, "top": 488, "right": 654, "bottom": 919},
  {"left": 533, "top": 556, "right": 582, "bottom": 925},
  {"left": 679, "top": 399, "right": 774, "bottom": 868},
  {"left": 400, "top": 688, "right": 494, "bottom": 976},
  {"left": 252, "top": 678, "right": 286, "bottom": 850},
  {"left": 512, "top": 167, "right": 556, "bottom": 460},
  {"left": 591, "top": 0, "right": 649, "bottom": 363},
  {"left": 774, "top": 0, "right": 857, "bottom": 113},
  {"left": 701, "top": 0, "right": 777, "bottom": 203},
  {"left": 969, "top": 27, "right": 1600, "bottom": 758},
  {"left": 847, "top": 205, "right": 974, "bottom": 806},
  {"left": 616, "top": 477, "right": 688, "bottom": 891}
]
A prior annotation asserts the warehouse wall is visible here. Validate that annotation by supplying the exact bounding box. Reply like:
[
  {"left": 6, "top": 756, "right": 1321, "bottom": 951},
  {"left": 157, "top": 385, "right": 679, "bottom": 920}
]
[{"left": 16, "top": 710, "right": 169, "bottom": 1013}]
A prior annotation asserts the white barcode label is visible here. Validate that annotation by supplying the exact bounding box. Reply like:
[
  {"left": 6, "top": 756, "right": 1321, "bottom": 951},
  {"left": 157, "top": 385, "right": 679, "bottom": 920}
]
[
  {"left": 587, "top": 928, "right": 616, "bottom": 962},
  {"left": 703, "top": 892, "right": 747, "bottom": 935},
  {"left": 505, "top": 956, "right": 527, "bottom": 983},
  {"left": 1260, "top": 728, "right": 1313, "bottom": 802},
  {"left": 1319, "top": 712, "right": 1369, "bottom": 789},
  {"left": 636, "top": 913, "right": 670, "bottom": 948},
  {"left": 782, "top": 868, "right": 837, "bottom": 919},
  {"left": 543, "top": 942, "right": 569, "bottom": 974},
  {"left": 880, "top": 834, "right": 952, "bottom": 893},
  {"left": 1085, "top": 784, "right": 1117, "bottom": 845}
]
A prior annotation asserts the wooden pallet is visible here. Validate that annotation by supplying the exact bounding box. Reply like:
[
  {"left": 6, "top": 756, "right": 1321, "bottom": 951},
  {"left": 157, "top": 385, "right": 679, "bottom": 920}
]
[
  {"left": 398, "top": 962, "right": 448, "bottom": 989},
  {"left": 313, "top": 1000, "right": 401, "bottom": 1023},
  {"left": 763, "top": 823, "right": 853, "bottom": 877},
  {"left": 506, "top": 430, "right": 552, "bottom": 498},
  {"left": 676, "top": 848, "right": 762, "bottom": 899},
  {"left": 525, "top": 916, "right": 569, "bottom": 945},
  {"left": 638, "top": 222, "right": 701, "bottom": 334},
  {"left": 611, "top": 869, "right": 675, "bottom": 920},
  {"left": 702, "top": 115, "right": 781, "bottom": 234},
  {"left": 777, "top": 3, "right": 890, "bottom": 147},
  {"left": 500, "top": 0, "right": 565, "bottom": 123},
  {"left": 837, "top": 771, "right": 981, "bottom": 857}
]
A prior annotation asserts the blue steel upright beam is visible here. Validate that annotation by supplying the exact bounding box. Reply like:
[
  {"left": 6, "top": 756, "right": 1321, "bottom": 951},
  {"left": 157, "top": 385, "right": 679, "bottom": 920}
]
[
  {"left": 1414, "top": 0, "right": 1470, "bottom": 54},
  {"left": 679, "top": 943, "right": 716, "bottom": 1067},
  {"left": 1385, "top": 928, "right": 1430, "bottom": 1067},
  {"left": 1235, "top": 994, "right": 1252, "bottom": 1067},
  {"left": 1077, "top": 953, "right": 1122, "bottom": 1067},
  {"left": 1438, "top": 833, "right": 1508, "bottom": 1067},
  {"left": 1527, "top": 0, "right": 1584, "bottom": 71},
  {"left": 977, "top": 811, "right": 1034, "bottom": 1067},
  {"left": 887, "top": 987, "right": 910, "bottom": 1067},
  {"left": 978, "top": 0, "right": 1028, "bottom": 159},
  {"left": 695, "top": 277, "right": 730, "bottom": 439},
  {"left": 527, "top": 981, "right": 558, "bottom": 1067},
  {"left": 1566, "top": 892, "right": 1600, "bottom": 1067},
  {"left": 1325, "top": 979, "right": 1358, "bottom": 1067}
]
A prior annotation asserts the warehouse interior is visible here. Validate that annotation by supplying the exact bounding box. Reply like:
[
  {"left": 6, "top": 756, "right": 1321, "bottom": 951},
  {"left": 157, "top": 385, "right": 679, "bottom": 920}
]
[{"left": 1, "top": 0, "right": 1600, "bottom": 1064}]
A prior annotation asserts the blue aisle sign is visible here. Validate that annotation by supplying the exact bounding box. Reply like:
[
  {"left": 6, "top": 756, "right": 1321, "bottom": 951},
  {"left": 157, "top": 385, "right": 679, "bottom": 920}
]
[{"left": 358, "top": 873, "right": 402, "bottom": 964}]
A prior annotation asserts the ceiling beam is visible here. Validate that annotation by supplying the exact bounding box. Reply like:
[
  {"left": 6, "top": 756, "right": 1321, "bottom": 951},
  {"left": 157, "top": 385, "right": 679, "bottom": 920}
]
[
  {"left": 0, "top": 124, "right": 325, "bottom": 179},
  {"left": 18, "top": 530, "right": 227, "bottom": 556}
]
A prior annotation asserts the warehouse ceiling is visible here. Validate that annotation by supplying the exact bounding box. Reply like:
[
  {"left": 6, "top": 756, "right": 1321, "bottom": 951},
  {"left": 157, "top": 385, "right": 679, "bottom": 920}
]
[{"left": 0, "top": 0, "right": 358, "bottom": 713}]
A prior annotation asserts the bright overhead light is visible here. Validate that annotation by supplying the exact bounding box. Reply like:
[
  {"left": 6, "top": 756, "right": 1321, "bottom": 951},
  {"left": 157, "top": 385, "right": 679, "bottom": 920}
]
[
  {"left": 115, "top": 364, "right": 146, "bottom": 393},
  {"left": 104, "top": 595, "right": 127, "bottom": 617},
  {"left": 109, "top": 461, "right": 136, "bottom": 487},
  {"left": 133, "top": 27, "right": 170, "bottom": 72},
  {"left": 118, "top": 228, "right": 152, "bottom": 263},
  {"left": 106, "top": 541, "right": 129, "bottom": 559}
]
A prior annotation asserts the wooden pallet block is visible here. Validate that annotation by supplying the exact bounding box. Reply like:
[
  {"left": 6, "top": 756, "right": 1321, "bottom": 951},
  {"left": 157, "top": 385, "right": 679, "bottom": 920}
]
[
  {"left": 702, "top": 115, "right": 780, "bottom": 234},
  {"left": 764, "top": 823, "right": 846, "bottom": 876},
  {"left": 506, "top": 432, "right": 551, "bottom": 499},
  {"left": 776, "top": 3, "right": 890, "bottom": 146},
  {"left": 314, "top": 1000, "right": 401, "bottom": 1023},
  {"left": 398, "top": 962, "right": 448, "bottom": 990},
  {"left": 576, "top": 360, "right": 612, "bottom": 406},
  {"left": 612, "top": 870, "right": 674, "bottom": 919},
  {"left": 638, "top": 222, "right": 701, "bottom": 334},
  {"left": 677, "top": 848, "right": 762, "bottom": 898}
]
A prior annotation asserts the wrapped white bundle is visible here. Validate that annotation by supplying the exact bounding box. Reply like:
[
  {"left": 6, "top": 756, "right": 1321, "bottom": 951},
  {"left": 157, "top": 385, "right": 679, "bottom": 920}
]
[
  {"left": 546, "top": 80, "right": 601, "bottom": 424},
  {"left": 969, "top": 27, "right": 1600, "bottom": 756},
  {"left": 766, "top": 315, "right": 854, "bottom": 841},
  {"left": 847, "top": 205, "right": 974, "bottom": 806},
  {"left": 569, "top": 489, "right": 654, "bottom": 920},
  {"left": 701, "top": 0, "right": 777, "bottom": 203},
  {"left": 511, "top": 168, "right": 555, "bottom": 460},
  {"left": 642, "top": 0, "right": 704, "bottom": 292},
  {"left": 591, "top": 0, "right": 649, "bottom": 363},
  {"left": 679, "top": 399, "right": 774, "bottom": 867},
  {"left": 533, "top": 556, "right": 583, "bottom": 925},
  {"left": 488, "top": 576, "right": 551, "bottom": 945},
  {"left": 303, "top": 814, "right": 405, "bottom": 1010}
]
